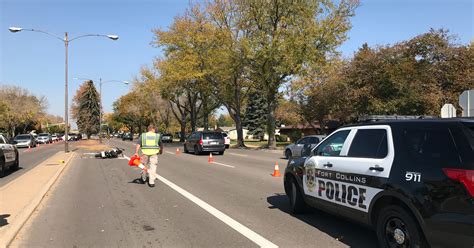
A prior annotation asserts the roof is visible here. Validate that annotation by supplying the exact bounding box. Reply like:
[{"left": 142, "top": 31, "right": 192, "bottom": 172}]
[
  {"left": 344, "top": 118, "right": 474, "bottom": 128},
  {"left": 279, "top": 124, "right": 321, "bottom": 130}
]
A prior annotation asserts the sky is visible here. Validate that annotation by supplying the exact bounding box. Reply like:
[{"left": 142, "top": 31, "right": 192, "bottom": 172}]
[{"left": 1, "top": 0, "right": 473, "bottom": 121}]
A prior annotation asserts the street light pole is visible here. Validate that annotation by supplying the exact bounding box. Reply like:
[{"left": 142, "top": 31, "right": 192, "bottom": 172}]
[
  {"left": 65, "top": 32, "right": 69, "bottom": 153},
  {"left": 99, "top": 78, "right": 103, "bottom": 143},
  {"left": 9, "top": 27, "right": 119, "bottom": 152}
]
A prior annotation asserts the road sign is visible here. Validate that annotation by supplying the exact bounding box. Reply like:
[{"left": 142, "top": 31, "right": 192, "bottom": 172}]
[
  {"left": 459, "top": 90, "right": 474, "bottom": 117},
  {"left": 441, "top": 104, "right": 456, "bottom": 118}
]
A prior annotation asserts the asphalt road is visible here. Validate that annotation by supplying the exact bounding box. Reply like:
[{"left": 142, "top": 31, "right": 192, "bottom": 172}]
[
  {"left": 0, "top": 141, "right": 68, "bottom": 187},
  {"left": 12, "top": 138, "right": 378, "bottom": 247}
]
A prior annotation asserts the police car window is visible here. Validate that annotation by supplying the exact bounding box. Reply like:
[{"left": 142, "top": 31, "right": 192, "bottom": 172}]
[
  {"left": 315, "top": 130, "right": 350, "bottom": 157},
  {"left": 403, "top": 128, "right": 461, "bottom": 167},
  {"left": 0, "top": 136, "right": 5, "bottom": 144},
  {"left": 347, "top": 129, "right": 388, "bottom": 159}
]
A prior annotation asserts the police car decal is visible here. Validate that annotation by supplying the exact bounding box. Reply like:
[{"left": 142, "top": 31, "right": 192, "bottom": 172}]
[{"left": 303, "top": 161, "right": 382, "bottom": 212}]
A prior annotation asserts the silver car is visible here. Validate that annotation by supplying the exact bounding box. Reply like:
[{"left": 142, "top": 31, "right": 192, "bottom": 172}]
[
  {"left": 37, "top": 133, "right": 52, "bottom": 144},
  {"left": 284, "top": 135, "right": 325, "bottom": 159},
  {"left": 13, "top": 134, "right": 37, "bottom": 148}
]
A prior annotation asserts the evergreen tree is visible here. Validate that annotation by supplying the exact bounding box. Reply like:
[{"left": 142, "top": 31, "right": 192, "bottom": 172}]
[
  {"left": 72, "top": 80, "right": 100, "bottom": 138},
  {"left": 244, "top": 91, "right": 267, "bottom": 140}
]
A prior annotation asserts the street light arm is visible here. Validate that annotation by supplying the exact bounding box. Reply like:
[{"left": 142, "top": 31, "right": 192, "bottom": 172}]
[
  {"left": 102, "top": 80, "right": 129, "bottom": 85},
  {"left": 69, "top": 34, "right": 118, "bottom": 42},
  {"left": 21, "top": 28, "right": 64, "bottom": 42}
]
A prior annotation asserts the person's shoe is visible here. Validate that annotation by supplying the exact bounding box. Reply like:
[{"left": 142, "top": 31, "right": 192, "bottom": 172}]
[{"left": 148, "top": 183, "right": 155, "bottom": 188}]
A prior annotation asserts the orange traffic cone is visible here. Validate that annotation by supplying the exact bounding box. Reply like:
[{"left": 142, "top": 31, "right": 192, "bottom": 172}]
[
  {"left": 37, "top": 143, "right": 40, "bottom": 148},
  {"left": 26, "top": 146, "right": 31, "bottom": 152},
  {"left": 272, "top": 162, "right": 281, "bottom": 177},
  {"left": 176, "top": 148, "right": 180, "bottom": 155},
  {"left": 208, "top": 153, "right": 214, "bottom": 163}
]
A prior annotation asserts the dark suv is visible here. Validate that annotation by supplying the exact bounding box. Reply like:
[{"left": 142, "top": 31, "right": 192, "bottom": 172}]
[
  {"left": 284, "top": 118, "right": 474, "bottom": 247},
  {"left": 184, "top": 131, "right": 225, "bottom": 155}
]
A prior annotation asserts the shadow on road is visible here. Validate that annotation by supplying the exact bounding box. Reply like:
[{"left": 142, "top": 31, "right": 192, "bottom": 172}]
[
  {"left": 267, "top": 193, "right": 378, "bottom": 248},
  {"left": 0, "top": 167, "right": 23, "bottom": 178},
  {"left": 0, "top": 214, "right": 10, "bottom": 227}
]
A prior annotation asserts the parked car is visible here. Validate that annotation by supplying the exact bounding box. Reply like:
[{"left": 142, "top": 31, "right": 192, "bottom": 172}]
[
  {"left": 37, "top": 133, "right": 52, "bottom": 144},
  {"left": 51, "top": 134, "right": 59, "bottom": 142},
  {"left": 13, "top": 134, "right": 36, "bottom": 148},
  {"left": 284, "top": 118, "right": 474, "bottom": 247},
  {"left": 161, "top": 133, "right": 173, "bottom": 143},
  {"left": 284, "top": 135, "right": 322, "bottom": 159},
  {"left": 222, "top": 133, "right": 230, "bottom": 149},
  {"left": 184, "top": 131, "right": 225, "bottom": 155},
  {"left": 122, "top": 132, "right": 133, "bottom": 141},
  {"left": 0, "top": 134, "right": 19, "bottom": 177}
]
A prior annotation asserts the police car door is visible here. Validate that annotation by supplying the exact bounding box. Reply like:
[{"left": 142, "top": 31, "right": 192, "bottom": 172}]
[
  {"left": 303, "top": 125, "right": 394, "bottom": 213},
  {"left": 0, "top": 135, "right": 15, "bottom": 163}
]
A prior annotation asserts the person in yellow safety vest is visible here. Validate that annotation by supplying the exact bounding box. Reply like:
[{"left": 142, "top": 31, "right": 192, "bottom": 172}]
[{"left": 134, "top": 124, "right": 163, "bottom": 187}]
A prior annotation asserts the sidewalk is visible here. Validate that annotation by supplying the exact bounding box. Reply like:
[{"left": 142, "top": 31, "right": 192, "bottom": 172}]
[{"left": 0, "top": 151, "right": 76, "bottom": 248}]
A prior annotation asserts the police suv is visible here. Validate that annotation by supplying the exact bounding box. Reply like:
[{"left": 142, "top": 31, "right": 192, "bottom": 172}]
[{"left": 284, "top": 118, "right": 474, "bottom": 247}]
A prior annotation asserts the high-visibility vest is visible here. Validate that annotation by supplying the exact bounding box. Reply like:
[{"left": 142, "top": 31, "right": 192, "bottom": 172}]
[{"left": 141, "top": 132, "right": 161, "bottom": 156}]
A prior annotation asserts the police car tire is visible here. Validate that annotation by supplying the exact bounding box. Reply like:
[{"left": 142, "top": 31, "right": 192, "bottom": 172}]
[
  {"left": 12, "top": 153, "right": 19, "bottom": 170},
  {"left": 184, "top": 145, "right": 189, "bottom": 153},
  {"left": 285, "top": 149, "right": 292, "bottom": 159},
  {"left": 0, "top": 156, "right": 5, "bottom": 178},
  {"left": 289, "top": 177, "right": 306, "bottom": 214},
  {"left": 376, "top": 205, "right": 425, "bottom": 248}
]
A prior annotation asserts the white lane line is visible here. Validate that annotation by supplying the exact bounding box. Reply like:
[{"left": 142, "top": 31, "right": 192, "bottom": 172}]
[
  {"left": 212, "top": 161, "right": 235, "bottom": 168},
  {"left": 227, "top": 152, "right": 248, "bottom": 157},
  {"left": 122, "top": 155, "right": 277, "bottom": 248},
  {"left": 165, "top": 151, "right": 175, "bottom": 155}
]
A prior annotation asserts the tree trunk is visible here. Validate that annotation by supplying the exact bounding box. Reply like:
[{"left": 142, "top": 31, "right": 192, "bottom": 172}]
[
  {"left": 180, "top": 113, "right": 186, "bottom": 142},
  {"left": 202, "top": 98, "right": 209, "bottom": 131},
  {"left": 266, "top": 94, "right": 277, "bottom": 149},
  {"left": 235, "top": 114, "right": 245, "bottom": 147}
]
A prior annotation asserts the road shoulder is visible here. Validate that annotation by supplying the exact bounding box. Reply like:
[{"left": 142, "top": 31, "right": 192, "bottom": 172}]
[{"left": 0, "top": 151, "right": 76, "bottom": 248}]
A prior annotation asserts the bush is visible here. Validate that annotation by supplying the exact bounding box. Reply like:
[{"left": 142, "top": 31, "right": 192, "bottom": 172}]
[
  {"left": 288, "top": 130, "right": 302, "bottom": 142},
  {"left": 276, "top": 134, "right": 288, "bottom": 142}
]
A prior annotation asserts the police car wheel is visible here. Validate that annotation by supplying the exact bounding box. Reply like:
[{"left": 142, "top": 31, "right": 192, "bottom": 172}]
[
  {"left": 0, "top": 158, "right": 5, "bottom": 178},
  {"left": 285, "top": 149, "right": 292, "bottom": 159},
  {"left": 376, "top": 205, "right": 424, "bottom": 248},
  {"left": 184, "top": 145, "right": 189, "bottom": 153},
  {"left": 288, "top": 177, "right": 306, "bottom": 214},
  {"left": 12, "top": 153, "right": 19, "bottom": 170}
]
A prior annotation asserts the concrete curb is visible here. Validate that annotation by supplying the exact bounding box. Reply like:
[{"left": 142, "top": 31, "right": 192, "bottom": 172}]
[{"left": 0, "top": 152, "right": 76, "bottom": 248}]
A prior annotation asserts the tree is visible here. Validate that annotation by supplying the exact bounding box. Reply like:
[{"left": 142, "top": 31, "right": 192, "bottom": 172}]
[
  {"left": 217, "top": 114, "right": 233, "bottom": 127},
  {"left": 71, "top": 80, "right": 100, "bottom": 138},
  {"left": 242, "top": 0, "right": 358, "bottom": 148},
  {"left": 0, "top": 85, "right": 47, "bottom": 136},
  {"left": 341, "top": 29, "right": 473, "bottom": 117},
  {"left": 152, "top": 5, "right": 221, "bottom": 133},
  {"left": 243, "top": 91, "right": 267, "bottom": 140}
]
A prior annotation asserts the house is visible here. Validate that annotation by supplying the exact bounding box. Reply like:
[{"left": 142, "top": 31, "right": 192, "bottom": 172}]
[
  {"left": 279, "top": 121, "right": 340, "bottom": 137},
  {"left": 215, "top": 126, "right": 249, "bottom": 140}
]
